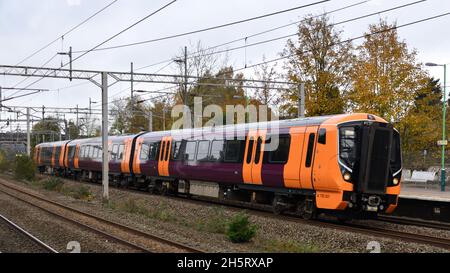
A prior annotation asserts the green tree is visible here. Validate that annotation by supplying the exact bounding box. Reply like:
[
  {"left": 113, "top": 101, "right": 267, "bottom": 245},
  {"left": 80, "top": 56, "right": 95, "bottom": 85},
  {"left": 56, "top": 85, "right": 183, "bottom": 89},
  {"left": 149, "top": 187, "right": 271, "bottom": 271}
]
[
  {"left": 31, "top": 116, "right": 61, "bottom": 146},
  {"left": 282, "top": 14, "right": 354, "bottom": 117},
  {"left": 67, "top": 121, "right": 80, "bottom": 139}
]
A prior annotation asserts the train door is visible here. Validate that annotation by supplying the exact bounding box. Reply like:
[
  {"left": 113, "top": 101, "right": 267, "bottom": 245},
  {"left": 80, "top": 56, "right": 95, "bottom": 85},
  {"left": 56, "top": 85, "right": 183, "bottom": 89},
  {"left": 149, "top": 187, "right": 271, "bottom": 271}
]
[
  {"left": 299, "top": 126, "right": 319, "bottom": 190},
  {"left": 74, "top": 144, "right": 80, "bottom": 169},
  {"left": 59, "top": 145, "right": 65, "bottom": 168},
  {"left": 120, "top": 138, "right": 133, "bottom": 174},
  {"left": 243, "top": 129, "right": 266, "bottom": 185},
  {"left": 158, "top": 136, "right": 172, "bottom": 177},
  {"left": 35, "top": 147, "right": 40, "bottom": 165},
  {"left": 51, "top": 145, "right": 56, "bottom": 168},
  {"left": 132, "top": 137, "right": 144, "bottom": 175},
  {"left": 283, "top": 127, "right": 307, "bottom": 189}
]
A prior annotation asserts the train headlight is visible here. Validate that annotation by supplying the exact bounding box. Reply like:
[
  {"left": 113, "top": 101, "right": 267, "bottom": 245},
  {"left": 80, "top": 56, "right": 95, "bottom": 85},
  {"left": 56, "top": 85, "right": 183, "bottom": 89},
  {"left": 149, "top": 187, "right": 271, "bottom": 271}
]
[
  {"left": 343, "top": 172, "right": 352, "bottom": 181},
  {"left": 393, "top": 177, "right": 399, "bottom": 185}
]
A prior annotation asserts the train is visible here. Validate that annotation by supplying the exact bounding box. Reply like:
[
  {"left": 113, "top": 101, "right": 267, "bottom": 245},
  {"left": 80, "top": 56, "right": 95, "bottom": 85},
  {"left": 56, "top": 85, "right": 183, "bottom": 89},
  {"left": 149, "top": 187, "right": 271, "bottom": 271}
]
[
  {"left": 0, "top": 141, "right": 27, "bottom": 160},
  {"left": 33, "top": 113, "right": 402, "bottom": 220}
]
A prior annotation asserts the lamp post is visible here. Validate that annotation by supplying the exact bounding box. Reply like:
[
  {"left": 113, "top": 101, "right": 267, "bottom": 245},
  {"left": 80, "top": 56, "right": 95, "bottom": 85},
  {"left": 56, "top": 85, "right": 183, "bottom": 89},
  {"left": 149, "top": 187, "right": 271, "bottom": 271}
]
[
  {"left": 88, "top": 97, "right": 98, "bottom": 137},
  {"left": 174, "top": 46, "right": 189, "bottom": 127},
  {"left": 233, "top": 92, "right": 249, "bottom": 123},
  {"left": 426, "top": 62, "right": 447, "bottom": 192}
]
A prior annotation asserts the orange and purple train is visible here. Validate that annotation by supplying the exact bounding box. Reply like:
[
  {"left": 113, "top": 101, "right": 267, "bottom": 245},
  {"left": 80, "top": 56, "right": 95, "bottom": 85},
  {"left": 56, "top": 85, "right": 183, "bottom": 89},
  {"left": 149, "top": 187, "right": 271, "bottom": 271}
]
[{"left": 34, "top": 113, "right": 402, "bottom": 219}]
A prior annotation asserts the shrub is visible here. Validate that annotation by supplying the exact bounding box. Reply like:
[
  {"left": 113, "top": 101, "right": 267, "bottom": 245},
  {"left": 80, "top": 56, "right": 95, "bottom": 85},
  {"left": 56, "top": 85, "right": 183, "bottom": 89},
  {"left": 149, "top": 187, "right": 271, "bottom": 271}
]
[
  {"left": 13, "top": 155, "right": 35, "bottom": 181},
  {"left": 43, "top": 177, "right": 64, "bottom": 191},
  {"left": 0, "top": 150, "right": 12, "bottom": 172},
  {"left": 226, "top": 212, "right": 257, "bottom": 243}
]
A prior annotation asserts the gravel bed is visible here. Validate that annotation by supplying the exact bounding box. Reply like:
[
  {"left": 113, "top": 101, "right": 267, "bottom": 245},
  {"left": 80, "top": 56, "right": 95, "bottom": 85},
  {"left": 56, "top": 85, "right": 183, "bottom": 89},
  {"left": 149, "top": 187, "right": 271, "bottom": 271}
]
[
  {"left": 4, "top": 174, "right": 450, "bottom": 253},
  {"left": 0, "top": 190, "right": 138, "bottom": 253},
  {"left": 0, "top": 215, "right": 48, "bottom": 253},
  {"left": 0, "top": 182, "right": 192, "bottom": 253}
]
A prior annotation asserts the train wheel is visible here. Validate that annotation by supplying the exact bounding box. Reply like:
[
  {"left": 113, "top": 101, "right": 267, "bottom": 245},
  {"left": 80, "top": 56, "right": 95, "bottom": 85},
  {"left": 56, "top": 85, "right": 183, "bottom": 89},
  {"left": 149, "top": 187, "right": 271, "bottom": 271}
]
[
  {"left": 160, "top": 185, "right": 169, "bottom": 196},
  {"left": 272, "top": 196, "right": 284, "bottom": 215},
  {"left": 297, "top": 199, "right": 316, "bottom": 220}
]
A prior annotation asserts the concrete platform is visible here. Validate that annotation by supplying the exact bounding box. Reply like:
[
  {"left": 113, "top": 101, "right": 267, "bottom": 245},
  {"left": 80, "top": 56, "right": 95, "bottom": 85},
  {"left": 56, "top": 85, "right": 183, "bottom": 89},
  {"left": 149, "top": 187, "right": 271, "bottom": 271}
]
[{"left": 399, "top": 184, "right": 450, "bottom": 203}]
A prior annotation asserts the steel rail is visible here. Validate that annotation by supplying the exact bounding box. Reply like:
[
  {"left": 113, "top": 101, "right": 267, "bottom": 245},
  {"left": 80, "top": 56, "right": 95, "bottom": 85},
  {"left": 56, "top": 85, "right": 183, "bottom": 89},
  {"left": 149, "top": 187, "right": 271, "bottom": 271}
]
[{"left": 0, "top": 213, "right": 58, "bottom": 253}]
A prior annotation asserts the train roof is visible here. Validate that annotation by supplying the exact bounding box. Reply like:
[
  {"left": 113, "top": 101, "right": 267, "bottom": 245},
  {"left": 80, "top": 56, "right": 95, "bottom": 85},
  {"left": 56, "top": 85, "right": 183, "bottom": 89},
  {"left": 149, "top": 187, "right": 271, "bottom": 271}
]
[
  {"left": 35, "top": 113, "right": 388, "bottom": 147},
  {"left": 138, "top": 113, "right": 387, "bottom": 139}
]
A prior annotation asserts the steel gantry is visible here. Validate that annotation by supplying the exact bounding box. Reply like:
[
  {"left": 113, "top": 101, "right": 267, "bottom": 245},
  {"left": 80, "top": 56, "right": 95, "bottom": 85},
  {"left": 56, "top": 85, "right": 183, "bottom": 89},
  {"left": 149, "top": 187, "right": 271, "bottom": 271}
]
[{"left": 0, "top": 64, "right": 300, "bottom": 200}]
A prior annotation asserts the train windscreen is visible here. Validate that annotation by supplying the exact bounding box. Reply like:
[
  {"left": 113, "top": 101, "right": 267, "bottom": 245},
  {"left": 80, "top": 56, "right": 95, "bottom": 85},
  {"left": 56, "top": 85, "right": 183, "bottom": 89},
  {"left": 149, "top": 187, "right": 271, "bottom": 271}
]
[{"left": 339, "top": 126, "right": 358, "bottom": 170}]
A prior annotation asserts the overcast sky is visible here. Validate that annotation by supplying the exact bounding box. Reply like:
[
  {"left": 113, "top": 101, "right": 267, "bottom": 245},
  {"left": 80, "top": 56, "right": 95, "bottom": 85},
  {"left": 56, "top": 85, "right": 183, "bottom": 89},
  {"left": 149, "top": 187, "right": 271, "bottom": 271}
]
[{"left": 1, "top": 0, "right": 450, "bottom": 131}]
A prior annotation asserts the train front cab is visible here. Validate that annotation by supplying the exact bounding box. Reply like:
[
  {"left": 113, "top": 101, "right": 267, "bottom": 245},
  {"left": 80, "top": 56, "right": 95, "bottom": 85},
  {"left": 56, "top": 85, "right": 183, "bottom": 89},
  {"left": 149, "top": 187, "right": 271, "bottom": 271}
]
[{"left": 313, "top": 114, "right": 402, "bottom": 219}]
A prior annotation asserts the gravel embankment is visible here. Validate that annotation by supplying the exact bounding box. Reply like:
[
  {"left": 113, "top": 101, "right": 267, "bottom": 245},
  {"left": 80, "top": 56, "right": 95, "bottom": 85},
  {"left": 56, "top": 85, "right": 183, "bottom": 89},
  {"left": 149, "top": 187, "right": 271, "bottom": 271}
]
[
  {"left": 2, "top": 174, "right": 449, "bottom": 253},
  {"left": 0, "top": 190, "right": 139, "bottom": 253}
]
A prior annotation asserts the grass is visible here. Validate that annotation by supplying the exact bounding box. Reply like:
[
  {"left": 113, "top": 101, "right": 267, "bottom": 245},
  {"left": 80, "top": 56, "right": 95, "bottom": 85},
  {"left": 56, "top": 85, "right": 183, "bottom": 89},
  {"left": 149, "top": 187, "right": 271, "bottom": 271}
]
[
  {"left": 42, "top": 177, "right": 64, "bottom": 191},
  {"left": 70, "top": 185, "right": 94, "bottom": 201},
  {"left": 196, "top": 207, "right": 228, "bottom": 234},
  {"left": 115, "top": 198, "right": 176, "bottom": 222},
  {"left": 257, "top": 239, "right": 319, "bottom": 253}
]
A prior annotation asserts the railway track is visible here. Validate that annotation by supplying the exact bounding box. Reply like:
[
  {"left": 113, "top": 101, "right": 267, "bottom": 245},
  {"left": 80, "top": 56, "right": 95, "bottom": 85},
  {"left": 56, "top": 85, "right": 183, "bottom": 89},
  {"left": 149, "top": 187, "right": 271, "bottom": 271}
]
[
  {"left": 0, "top": 212, "right": 58, "bottom": 253},
  {"left": 0, "top": 179, "right": 204, "bottom": 253},
  {"left": 33, "top": 174, "right": 450, "bottom": 251},
  {"left": 377, "top": 215, "right": 450, "bottom": 231}
]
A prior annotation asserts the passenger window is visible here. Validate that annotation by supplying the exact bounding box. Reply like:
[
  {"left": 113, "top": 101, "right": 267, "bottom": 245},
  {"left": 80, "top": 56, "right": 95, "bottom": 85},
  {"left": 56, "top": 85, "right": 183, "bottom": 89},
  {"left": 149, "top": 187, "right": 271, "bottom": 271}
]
[
  {"left": 254, "top": 137, "right": 262, "bottom": 164},
  {"left": 87, "top": 146, "right": 92, "bottom": 158},
  {"left": 305, "top": 133, "right": 315, "bottom": 167},
  {"left": 159, "top": 141, "right": 165, "bottom": 161},
  {"left": 97, "top": 146, "right": 102, "bottom": 159},
  {"left": 196, "top": 141, "right": 210, "bottom": 161},
  {"left": 149, "top": 143, "right": 159, "bottom": 160},
  {"left": 140, "top": 143, "right": 149, "bottom": 160},
  {"left": 210, "top": 140, "right": 224, "bottom": 162},
  {"left": 164, "top": 141, "right": 170, "bottom": 161},
  {"left": 246, "top": 138, "right": 254, "bottom": 164},
  {"left": 224, "top": 140, "right": 241, "bottom": 162},
  {"left": 318, "top": 128, "right": 326, "bottom": 144},
  {"left": 118, "top": 144, "right": 125, "bottom": 160},
  {"left": 112, "top": 144, "right": 119, "bottom": 160},
  {"left": 184, "top": 141, "right": 197, "bottom": 161},
  {"left": 172, "top": 141, "right": 182, "bottom": 160},
  {"left": 268, "top": 135, "right": 291, "bottom": 164}
]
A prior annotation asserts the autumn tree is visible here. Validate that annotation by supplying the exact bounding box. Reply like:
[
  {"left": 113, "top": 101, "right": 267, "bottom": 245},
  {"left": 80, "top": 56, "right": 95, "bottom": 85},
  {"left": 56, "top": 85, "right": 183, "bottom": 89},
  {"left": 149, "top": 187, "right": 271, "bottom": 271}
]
[
  {"left": 251, "top": 56, "right": 280, "bottom": 119},
  {"left": 110, "top": 97, "right": 151, "bottom": 134},
  {"left": 281, "top": 14, "right": 354, "bottom": 117},
  {"left": 172, "top": 41, "right": 230, "bottom": 122},
  {"left": 184, "top": 67, "right": 247, "bottom": 126},
  {"left": 150, "top": 97, "right": 174, "bottom": 132},
  {"left": 348, "top": 19, "right": 428, "bottom": 123},
  {"left": 397, "top": 78, "right": 448, "bottom": 168}
]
